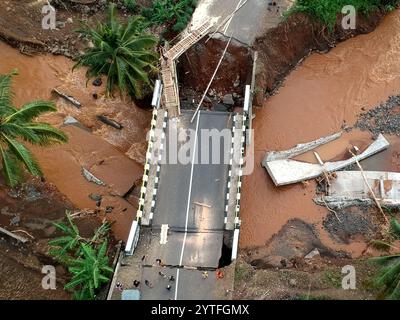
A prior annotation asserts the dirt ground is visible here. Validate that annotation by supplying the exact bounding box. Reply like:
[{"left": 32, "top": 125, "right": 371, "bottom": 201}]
[
  {"left": 234, "top": 255, "right": 380, "bottom": 300},
  {"left": 0, "top": 0, "right": 153, "bottom": 58}
]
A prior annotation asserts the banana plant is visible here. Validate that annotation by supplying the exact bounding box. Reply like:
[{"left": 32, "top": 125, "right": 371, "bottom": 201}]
[
  {"left": 370, "top": 218, "right": 400, "bottom": 299},
  {"left": 65, "top": 241, "right": 114, "bottom": 300}
]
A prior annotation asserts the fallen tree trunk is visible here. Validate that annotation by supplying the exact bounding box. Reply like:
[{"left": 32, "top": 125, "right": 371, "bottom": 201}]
[
  {"left": 97, "top": 115, "right": 123, "bottom": 130},
  {"left": 53, "top": 88, "right": 82, "bottom": 108}
]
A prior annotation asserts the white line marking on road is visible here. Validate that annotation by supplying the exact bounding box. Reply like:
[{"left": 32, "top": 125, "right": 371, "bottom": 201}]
[{"left": 175, "top": 111, "right": 201, "bottom": 300}]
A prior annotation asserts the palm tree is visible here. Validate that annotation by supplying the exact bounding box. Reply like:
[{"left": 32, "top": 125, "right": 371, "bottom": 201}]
[
  {"left": 74, "top": 3, "right": 159, "bottom": 99},
  {"left": 65, "top": 241, "right": 114, "bottom": 300},
  {"left": 0, "top": 70, "right": 67, "bottom": 187},
  {"left": 370, "top": 218, "right": 400, "bottom": 299}
]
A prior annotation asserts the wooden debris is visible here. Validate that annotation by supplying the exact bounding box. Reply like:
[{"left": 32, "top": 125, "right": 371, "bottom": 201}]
[
  {"left": 349, "top": 149, "right": 389, "bottom": 225},
  {"left": 98, "top": 115, "right": 123, "bottom": 130},
  {"left": 53, "top": 88, "right": 82, "bottom": 108}
]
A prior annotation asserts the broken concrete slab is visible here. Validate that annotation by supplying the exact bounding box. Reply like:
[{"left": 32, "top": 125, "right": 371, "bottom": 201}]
[
  {"left": 264, "top": 131, "right": 342, "bottom": 162},
  {"left": 263, "top": 134, "right": 390, "bottom": 186},
  {"left": 63, "top": 116, "right": 79, "bottom": 125},
  {"left": 82, "top": 167, "right": 105, "bottom": 186},
  {"left": 315, "top": 171, "right": 400, "bottom": 209}
]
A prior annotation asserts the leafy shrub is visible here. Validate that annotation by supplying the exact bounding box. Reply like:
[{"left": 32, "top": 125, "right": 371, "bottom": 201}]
[
  {"left": 124, "top": 0, "right": 137, "bottom": 12},
  {"left": 142, "top": 0, "right": 197, "bottom": 33},
  {"left": 289, "top": 0, "right": 400, "bottom": 31}
]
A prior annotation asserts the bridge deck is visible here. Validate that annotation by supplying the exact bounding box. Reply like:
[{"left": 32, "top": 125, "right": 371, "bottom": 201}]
[{"left": 141, "top": 110, "right": 232, "bottom": 300}]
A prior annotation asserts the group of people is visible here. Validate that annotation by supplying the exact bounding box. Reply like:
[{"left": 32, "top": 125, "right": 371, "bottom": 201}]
[
  {"left": 139, "top": 259, "right": 175, "bottom": 291},
  {"left": 116, "top": 258, "right": 225, "bottom": 294}
]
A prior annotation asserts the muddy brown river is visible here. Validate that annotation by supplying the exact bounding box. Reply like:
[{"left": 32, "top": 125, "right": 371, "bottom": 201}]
[
  {"left": 240, "top": 10, "right": 400, "bottom": 257},
  {"left": 0, "top": 41, "right": 151, "bottom": 240}
]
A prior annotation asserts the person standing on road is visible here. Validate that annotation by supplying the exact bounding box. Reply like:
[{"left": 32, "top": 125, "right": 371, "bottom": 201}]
[{"left": 145, "top": 280, "right": 153, "bottom": 288}]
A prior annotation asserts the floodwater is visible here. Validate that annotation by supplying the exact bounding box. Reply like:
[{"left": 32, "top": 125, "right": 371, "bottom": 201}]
[
  {"left": 240, "top": 10, "right": 400, "bottom": 257},
  {"left": 0, "top": 41, "right": 150, "bottom": 241}
]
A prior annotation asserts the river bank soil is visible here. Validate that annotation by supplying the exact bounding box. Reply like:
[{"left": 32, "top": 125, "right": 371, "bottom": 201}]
[
  {"left": 0, "top": 0, "right": 154, "bottom": 58},
  {"left": 234, "top": 256, "right": 380, "bottom": 300},
  {"left": 239, "top": 9, "right": 400, "bottom": 288}
]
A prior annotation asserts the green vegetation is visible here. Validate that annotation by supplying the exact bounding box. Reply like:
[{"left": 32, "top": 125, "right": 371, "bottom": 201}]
[
  {"left": 0, "top": 70, "right": 67, "bottom": 187},
  {"left": 323, "top": 269, "right": 342, "bottom": 288},
  {"left": 124, "top": 0, "right": 137, "bottom": 12},
  {"left": 235, "top": 263, "right": 253, "bottom": 282},
  {"left": 75, "top": 4, "right": 159, "bottom": 99},
  {"left": 369, "top": 218, "right": 400, "bottom": 300},
  {"left": 142, "top": 0, "right": 197, "bottom": 33},
  {"left": 289, "top": 0, "right": 400, "bottom": 31},
  {"left": 49, "top": 211, "right": 113, "bottom": 300}
]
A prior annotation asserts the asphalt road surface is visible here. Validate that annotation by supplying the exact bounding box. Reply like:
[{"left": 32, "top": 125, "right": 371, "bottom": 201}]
[{"left": 141, "top": 110, "right": 232, "bottom": 300}]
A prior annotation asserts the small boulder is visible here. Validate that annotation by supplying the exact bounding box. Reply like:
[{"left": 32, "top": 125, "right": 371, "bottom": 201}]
[{"left": 222, "top": 94, "right": 234, "bottom": 105}]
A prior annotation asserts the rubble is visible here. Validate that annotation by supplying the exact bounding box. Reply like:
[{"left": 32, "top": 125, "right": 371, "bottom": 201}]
[{"left": 315, "top": 171, "right": 400, "bottom": 210}]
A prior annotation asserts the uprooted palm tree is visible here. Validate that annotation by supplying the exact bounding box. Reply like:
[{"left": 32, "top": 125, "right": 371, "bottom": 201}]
[
  {"left": 370, "top": 218, "right": 400, "bottom": 299},
  {"left": 0, "top": 70, "right": 68, "bottom": 187},
  {"left": 74, "top": 3, "right": 159, "bottom": 99}
]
